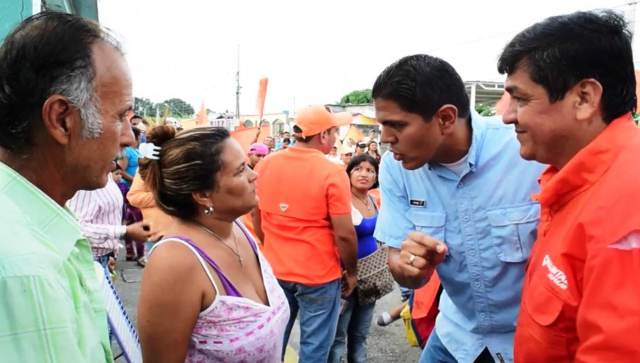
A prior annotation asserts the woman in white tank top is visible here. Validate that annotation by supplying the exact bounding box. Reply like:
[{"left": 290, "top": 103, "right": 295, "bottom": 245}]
[{"left": 137, "top": 127, "right": 289, "bottom": 362}]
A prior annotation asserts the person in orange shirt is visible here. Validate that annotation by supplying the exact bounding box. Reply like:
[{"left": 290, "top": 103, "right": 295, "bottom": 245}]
[
  {"left": 127, "top": 125, "right": 177, "bottom": 265},
  {"left": 499, "top": 10, "right": 640, "bottom": 362},
  {"left": 253, "top": 105, "right": 358, "bottom": 362}
]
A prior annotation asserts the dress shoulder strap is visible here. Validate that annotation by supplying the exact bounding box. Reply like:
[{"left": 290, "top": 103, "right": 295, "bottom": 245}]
[{"left": 150, "top": 237, "right": 221, "bottom": 296}]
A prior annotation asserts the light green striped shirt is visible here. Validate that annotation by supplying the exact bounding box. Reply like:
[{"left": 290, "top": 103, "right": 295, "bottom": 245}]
[{"left": 0, "top": 162, "right": 112, "bottom": 362}]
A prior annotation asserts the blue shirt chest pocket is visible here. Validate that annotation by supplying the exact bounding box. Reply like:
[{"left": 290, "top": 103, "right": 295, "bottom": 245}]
[
  {"left": 486, "top": 203, "right": 540, "bottom": 263},
  {"left": 407, "top": 209, "right": 446, "bottom": 242}
]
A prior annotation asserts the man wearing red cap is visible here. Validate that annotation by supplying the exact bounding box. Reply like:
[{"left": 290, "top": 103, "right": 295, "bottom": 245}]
[{"left": 254, "top": 105, "right": 357, "bottom": 362}]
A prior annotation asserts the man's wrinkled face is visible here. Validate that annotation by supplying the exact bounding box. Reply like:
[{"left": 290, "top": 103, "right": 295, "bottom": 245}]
[{"left": 73, "top": 42, "right": 133, "bottom": 190}]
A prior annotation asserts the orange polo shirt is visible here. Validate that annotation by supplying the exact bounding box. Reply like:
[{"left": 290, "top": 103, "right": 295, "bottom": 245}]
[
  {"left": 515, "top": 114, "right": 640, "bottom": 362},
  {"left": 254, "top": 146, "right": 351, "bottom": 285}
]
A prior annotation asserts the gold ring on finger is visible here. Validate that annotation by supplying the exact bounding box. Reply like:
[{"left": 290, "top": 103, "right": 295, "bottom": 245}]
[{"left": 408, "top": 253, "right": 416, "bottom": 266}]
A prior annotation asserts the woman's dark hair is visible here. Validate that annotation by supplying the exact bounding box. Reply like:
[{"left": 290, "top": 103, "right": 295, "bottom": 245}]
[
  {"left": 138, "top": 125, "right": 176, "bottom": 179},
  {"left": 346, "top": 154, "right": 379, "bottom": 190},
  {"left": 144, "top": 126, "right": 230, "bottom": 220},
  {"left": 367, "top": 140, "right": 381, "bottom": 157}
]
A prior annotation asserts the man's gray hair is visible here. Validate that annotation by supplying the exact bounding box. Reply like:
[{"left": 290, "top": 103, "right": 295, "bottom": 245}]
[
  {"left": 0, "top": 12, "right": 125, "bottom": 153},
  {"left": 50, "top": 62, "right": 102, "bottom": 138}
]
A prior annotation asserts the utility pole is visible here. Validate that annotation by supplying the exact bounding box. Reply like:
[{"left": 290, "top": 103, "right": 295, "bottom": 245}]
[{"left": 235, "top": 44, "right": 241, "bottom": 123}]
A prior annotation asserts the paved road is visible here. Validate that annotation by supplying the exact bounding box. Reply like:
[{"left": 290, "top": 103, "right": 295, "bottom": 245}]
[{"left": 114, "top": 259, "right": 422, "bottom": 363}]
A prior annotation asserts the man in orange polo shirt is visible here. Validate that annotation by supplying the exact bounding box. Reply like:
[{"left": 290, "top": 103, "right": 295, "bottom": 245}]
[
  {"left": 254, "top": 105, "right": 358, "bottom": 362},
  {"left": 499, "top": 10, "right": 640, "bottom": 362}
]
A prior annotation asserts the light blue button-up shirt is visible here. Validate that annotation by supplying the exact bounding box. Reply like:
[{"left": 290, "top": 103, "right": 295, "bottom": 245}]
[{"left": 374, "top": 113, "right": 545, "bottom": 363}]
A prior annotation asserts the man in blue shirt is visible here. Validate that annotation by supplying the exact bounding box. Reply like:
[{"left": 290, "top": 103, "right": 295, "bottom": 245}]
[{"left": 372, "top": 54, "right": 545, "bottom": 363}]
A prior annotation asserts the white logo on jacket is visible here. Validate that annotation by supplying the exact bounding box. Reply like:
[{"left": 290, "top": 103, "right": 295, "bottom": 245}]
[{"left": 542, "top": 255, "right": 568, "bottom": 290}]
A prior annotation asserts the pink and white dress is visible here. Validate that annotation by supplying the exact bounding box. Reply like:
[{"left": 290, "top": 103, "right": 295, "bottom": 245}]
[{"left": 150, "top": 221, "right": 290, "bottom": 363}]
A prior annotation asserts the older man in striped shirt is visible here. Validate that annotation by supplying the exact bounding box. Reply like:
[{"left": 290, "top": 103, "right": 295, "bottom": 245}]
[{"left": 67, "top": 170, "right": 152, "bottom": 269}]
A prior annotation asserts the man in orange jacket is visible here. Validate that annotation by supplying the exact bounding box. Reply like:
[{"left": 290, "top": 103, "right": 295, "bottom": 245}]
[{"left": 499, "top": 10, "right": 640, "bottom": 362}]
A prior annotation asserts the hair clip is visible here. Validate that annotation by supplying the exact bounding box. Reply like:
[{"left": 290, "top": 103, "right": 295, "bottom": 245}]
[{"left": 139, "top": 142, "right": 160, "bottom": 160}]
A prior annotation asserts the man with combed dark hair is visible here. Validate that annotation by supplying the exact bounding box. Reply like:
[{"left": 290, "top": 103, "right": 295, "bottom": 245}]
[
  {"left": 372, "top": 54, "right": 544, "bottom": 363},
  {"left": 499, "top": 10, "right": 640, "bottom": 362},
  {"left": 253, "top": 105, "right": 358, "bottom": 362},
  {"left": 0, "top": 12, "right": 134, "bottom": 361}
]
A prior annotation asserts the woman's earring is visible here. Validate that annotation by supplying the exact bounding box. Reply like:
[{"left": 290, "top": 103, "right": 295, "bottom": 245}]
[{"left": 204, "top": 206, "right": 214, "bottom": 215}]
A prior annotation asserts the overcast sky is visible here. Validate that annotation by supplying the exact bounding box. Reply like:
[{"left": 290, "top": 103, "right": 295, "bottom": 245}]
[{"left": 98, "top": 0, "right": 637, "bottom": 116}]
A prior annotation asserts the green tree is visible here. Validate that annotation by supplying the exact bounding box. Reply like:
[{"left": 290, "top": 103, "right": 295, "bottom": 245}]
[
  {"left": 339, "top": 89, "right": 372, "bottom": 105},
  {"left": 158, "top": 98, "right": 195, "bottom": 118},
  {"left": 134, "top": 97, "right": 155, "bottom": 117},
  {"left": 475, "top": 103, "right": 495, "bottom": 117}
]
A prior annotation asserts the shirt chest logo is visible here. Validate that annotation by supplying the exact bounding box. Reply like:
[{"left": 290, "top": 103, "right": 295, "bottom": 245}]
[
  {"left": 279, "top": 203, "right": 289, "bottom": 212},
  {"left": 542, "top": 255, "right": 568, "bottom": 290},
  {"left": 409, "top": 199, "right": 426, "bottom": 207}
]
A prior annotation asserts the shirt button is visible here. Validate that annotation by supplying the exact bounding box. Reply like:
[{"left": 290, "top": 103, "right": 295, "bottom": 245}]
[{"left": 463, "top": 216, "right": 470, "bottom": 222}]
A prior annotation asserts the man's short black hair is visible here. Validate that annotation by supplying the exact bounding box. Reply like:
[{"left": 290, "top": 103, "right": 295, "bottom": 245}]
[
  {"left": 498, "top": 10, "right": 636, "bottom": 123},
  {"left": 292, "top": 125, "right": 313, "bottom": 143},
  {"left": 372, "top": 54, "right": 470, "bottom": 122}
]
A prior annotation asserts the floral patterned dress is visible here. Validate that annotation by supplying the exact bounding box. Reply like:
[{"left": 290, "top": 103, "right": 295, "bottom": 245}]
[{"left": 150, "top": 222, "right": 290, "bottom": 363}]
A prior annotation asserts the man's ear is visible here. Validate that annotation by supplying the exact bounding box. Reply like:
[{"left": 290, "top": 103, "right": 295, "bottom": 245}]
[
  {"left": 573, "top": 78, "right": 603, "bottom": 121},
  {"left": 320, "top": 128, "right": 332, "bottom": 145},
  {"left": 434, "top": 104, "right": 459, "bottom": 135},
  {"left": 41, "top": 95, "right": 77, "bottom": 145}
]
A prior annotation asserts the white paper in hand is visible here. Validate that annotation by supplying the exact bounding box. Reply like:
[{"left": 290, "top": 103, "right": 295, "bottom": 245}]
[{"left": 94, "top": 262, "right": 143, "bottom": 363}]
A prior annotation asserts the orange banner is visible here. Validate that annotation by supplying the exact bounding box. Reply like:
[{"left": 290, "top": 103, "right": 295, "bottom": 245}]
[
  {"left": 196, "top": 100, "right": 208, "bottom": 126},
  {"left": 257, "top": 124, "right": 271, "bottom": 143},
  {"left": 256, "top": 78, "right": 269, "bottom": 121},
  {"left": 231, "top": 127, "right": 259, "bottom": 153},
  {"left": 232, "top": 124, "right": 271, "bottom": 153}
]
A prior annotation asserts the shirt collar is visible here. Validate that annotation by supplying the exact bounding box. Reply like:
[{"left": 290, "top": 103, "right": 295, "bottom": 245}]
[
  {"left": 0, "top": 161, "right": 84, "bottom": 259},
  {"left": 533, "top": 113, "right": 634, "bottom": 209},
  {"left": 467, "top": 111, "right": 488, "bottom": 171},
  {"left": 429, "top": 111, "right": 487, "bottom": 178}
]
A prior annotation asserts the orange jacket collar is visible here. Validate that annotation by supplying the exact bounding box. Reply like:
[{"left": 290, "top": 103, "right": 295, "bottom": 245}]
[{"left": 533, "top": 113, "right": 634, "bottom": 209}]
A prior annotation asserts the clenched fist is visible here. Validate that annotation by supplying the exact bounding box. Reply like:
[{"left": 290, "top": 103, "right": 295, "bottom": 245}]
[{"left": 388, "top": 231, "right": 448, "bottom": 289}]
